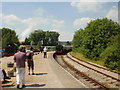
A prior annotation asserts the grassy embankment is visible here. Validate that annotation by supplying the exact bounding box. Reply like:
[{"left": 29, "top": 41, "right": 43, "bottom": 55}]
[
  {"left": 70, "top": 52, "right": 105, "bottom": 67},
  {"left": 70, "top": 52, "right": 120, "bottom": 73}
]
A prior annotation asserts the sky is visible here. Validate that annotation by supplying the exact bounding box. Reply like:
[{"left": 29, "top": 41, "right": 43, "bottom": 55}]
[{"left": 0, "top": 0, "right": 119, "bottom": 42}]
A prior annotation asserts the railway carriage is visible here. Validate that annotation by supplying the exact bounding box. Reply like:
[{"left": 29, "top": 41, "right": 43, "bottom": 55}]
[{"left": 3, "top": 43, "right": 18, "bottom": 56}]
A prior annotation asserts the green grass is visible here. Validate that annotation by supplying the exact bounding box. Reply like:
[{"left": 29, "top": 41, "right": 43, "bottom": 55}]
[
  {"left": 70, "top": 52, "right": 105, "bottom": 67},
  {"left": 70, "top": 52, "right": 120, "bottom": 73}
]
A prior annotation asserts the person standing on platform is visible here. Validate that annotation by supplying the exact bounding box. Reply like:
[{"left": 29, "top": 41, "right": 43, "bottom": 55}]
[
  {"left": 14, "top": 47, "right": 26, "bottom": 89},
  {"left": 26, "top": 47, "right": 34, "bottom": 75},
  {"left": 40, "top": 46, "right": 43, "bottom": 53},
  {"left": 43, "top": 47, "right": 47, "bottom": 58}
]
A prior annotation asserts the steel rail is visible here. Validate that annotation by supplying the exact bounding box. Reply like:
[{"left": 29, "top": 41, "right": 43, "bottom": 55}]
[
  {"left": 61, "top": 55, "right": 110, "bottom": 90},
  {"left": 67, "top": 54, "right": 120, "bottom": 82},
  {"left": 69, "top": 53, "right": 120, "bottom": 75}
]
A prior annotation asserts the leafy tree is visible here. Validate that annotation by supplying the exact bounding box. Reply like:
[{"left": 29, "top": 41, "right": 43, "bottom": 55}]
[
  {"left": 83, "top": 18, "right": 120, "bottom": 59},
  {"left": 24, "top": 38, "right": 31, "bottom": 45},
  {"left": 72, "top": 18, "right": 120, "bottom": 70},
  {"left": 29, "top": 30, "right": 45, "bottom": 45},
  {"left": 73, "top": 18, "right": 120, "bottom": 59},
  {"left": 37, "top": 42, "right": 42, "bottom": 47},
  {"left": 100, "top": 35, "right": 120, "bottom": 71},
  {"left": 28, "top": 30, "right": 59, "bottom": 46},
  {"left": 47, "top": 31, "right": 59, "bottom": 46},
  {"left": 72, "top": 29, "right": 84, "bottom": 52},
  {"left": 0, "top": 28, "right": 19, "bottom": 48},
  {"left": 21, "top": 38, "right": 31, "bottom": 45}
]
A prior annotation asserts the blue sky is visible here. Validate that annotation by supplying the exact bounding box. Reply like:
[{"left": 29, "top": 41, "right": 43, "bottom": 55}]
[{"left": 0, "top": 0, "right": 119, "bottom": 41}]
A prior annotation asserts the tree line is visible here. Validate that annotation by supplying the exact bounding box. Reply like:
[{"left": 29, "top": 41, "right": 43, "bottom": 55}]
[
  {"left": 72, "top": 18, "right": 120, "bottom": 71},
  {"left": 0, "top": 28, "right": 60, "bottom": 49},
  {"left": 0, "top": 28, "right": 19, "bottom": 49},
  {"left": 22, "top": 30, "right": 59, "bottom": 46}
]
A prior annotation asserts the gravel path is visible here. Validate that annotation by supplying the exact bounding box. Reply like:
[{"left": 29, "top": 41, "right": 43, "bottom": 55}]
[{"left": 1, "top": 52, "right": 86, "bottom": 88}]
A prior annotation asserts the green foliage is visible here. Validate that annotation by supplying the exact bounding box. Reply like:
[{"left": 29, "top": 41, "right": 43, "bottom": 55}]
[
  {"left": 21, "top": 38, "right": 31, "bottom": 45},
  {"left": 72, "top": 18, "right": 120, "bottom": 70},
  {"left": 37, "top": 42, "right": 42, "bottom": 47},
  {"left": 100, "top": 35, "right": 120, "bottom": 71},
  {"left": 0, "top": 28, "right": 19, "bottom": 48},
  {"left": 72, "top": 29, "right": 84, "bottom": 52},
  {"left": 29, "top": 30, "right": 45, "bottom": 45},
  {"left": 28, "top": 30, "right": 60, "bottom": 46}
]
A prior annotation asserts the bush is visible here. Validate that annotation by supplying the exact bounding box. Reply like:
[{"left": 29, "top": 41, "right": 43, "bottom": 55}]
[
  {"left": 100, "top": 35, "right": 120, "bottom": 71},
  {"left": 72, "top": 18, "right": 120, "bottom": 71},
  {"left": 104, "top": 52, "right": 120, "bottom": 71}
]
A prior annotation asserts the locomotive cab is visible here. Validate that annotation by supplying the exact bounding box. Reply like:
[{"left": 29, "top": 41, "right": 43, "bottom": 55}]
[{"left": 55, "top": 45, "right": 63, "bottom": 54}]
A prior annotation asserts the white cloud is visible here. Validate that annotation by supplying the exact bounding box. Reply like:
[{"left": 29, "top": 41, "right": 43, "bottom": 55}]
[
  {"left": 71, "top": 1, "right": 105, "bottom": 12},
  {"left": 0, "top": 14, "right": 2, "bottom": 28},
  {"left": 2, "top": 14, "right": 21, "bottom": 25},
  {"left": 106, "top": 6, "right": 118, "bottom": 22},
  {"left": 50, "top": 29, "right": 73, "bottom": 41},
  {"left": 0, "top": 14, "right": 2, "bottom": 18},
  {"left": 59, "top": 31, "right": 73, "bottom": 41},
  {"left": 1, "top": 13, "right": 65, "bottom": 41},
  {"left": 23, "top": 17, "right": 48, "bottom": 27},
  {"left": 73, "top": 17, "right": 93, "bottom": 28},
  {"left": 20, "top": 17, "right": 49, "bottom": 41},
  {"left": 52, "top": 20, "right": 65, "bottom": 29},
  {"left": 20, "top": 18, "right": 65, "bottom": 41},
  {"left": 20, "top": 26, "right": 34, "bottom": 41}
]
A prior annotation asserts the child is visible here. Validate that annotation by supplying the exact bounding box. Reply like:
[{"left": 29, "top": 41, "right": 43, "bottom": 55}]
[{"left": 0, "top": 61, "right": 3, "bottom": 89}]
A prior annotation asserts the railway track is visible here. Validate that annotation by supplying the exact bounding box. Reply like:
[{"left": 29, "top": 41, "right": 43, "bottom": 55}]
[
  {"left": 69, "top": 53, "right": 120, "bottom": 76},
  {"left": 55, "top": 54, "right": 120, "bottom": 89},
  {"left": 67, "top": 53, "right": 120, "bottom": 83}
]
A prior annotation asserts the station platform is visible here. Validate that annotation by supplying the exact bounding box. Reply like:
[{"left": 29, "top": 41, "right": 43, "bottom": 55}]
[{"left": 1, "top": 52, "right": 86, "bottom": 88}]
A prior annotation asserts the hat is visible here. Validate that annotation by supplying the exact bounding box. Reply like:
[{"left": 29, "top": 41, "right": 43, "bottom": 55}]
[
  {"left": 26, "top": 49, "right": 31, "bottom": 53},
  {"left": 19, "top": 47, "right": 23, "bottom": 51}
]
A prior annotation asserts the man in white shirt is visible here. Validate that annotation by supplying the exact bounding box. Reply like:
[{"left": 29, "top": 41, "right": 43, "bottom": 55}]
[{"left": 43, "top": 47, "right": 47, "bottom": 58}]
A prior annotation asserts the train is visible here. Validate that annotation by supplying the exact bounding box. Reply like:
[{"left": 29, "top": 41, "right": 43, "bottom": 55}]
[
  {"left": 1, "top": 44, "right": 40, "bottom": 57},
  {"left": 2, "top": 43, "right": 18, "bottom": 57},
  {"left": 1, "top": 43, "right": 72, "bottom": 57},
  {"left": 55, "top": 44, "right": 72, "bottom": 54}
]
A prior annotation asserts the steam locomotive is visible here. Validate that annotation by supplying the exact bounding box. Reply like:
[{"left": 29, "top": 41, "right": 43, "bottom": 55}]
[{"left": 55, "top": 44, "right": 72, "bottom": 54}]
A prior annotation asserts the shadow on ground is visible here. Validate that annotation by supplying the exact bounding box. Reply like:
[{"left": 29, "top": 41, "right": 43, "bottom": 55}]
[
  {"left": 26, "top": 84, "right": 46, "bottom": 87},
  {"left": 34, "top": 73, "right": 48, "bottom": 75},
  {"left": 2, "top": 84, "right": 15, "bottom": 87},
  {"left": 2, "top": 81, "right": 15, "bottom": 87},
  {"left": 2, "top": 80, "right": 12, "bottom": 84}
]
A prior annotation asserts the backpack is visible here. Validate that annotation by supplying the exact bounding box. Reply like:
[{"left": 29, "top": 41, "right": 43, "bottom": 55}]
[{"left": 26, "top": 52, "right": 32, "bottom": 59}]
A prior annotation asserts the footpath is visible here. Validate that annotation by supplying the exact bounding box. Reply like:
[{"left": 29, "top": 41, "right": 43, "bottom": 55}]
[{"left": 0, "top": 52, "right": 86, "bottom": 89}]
